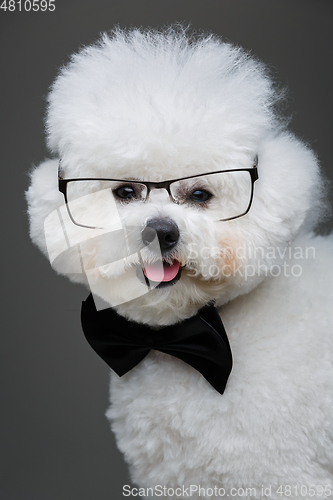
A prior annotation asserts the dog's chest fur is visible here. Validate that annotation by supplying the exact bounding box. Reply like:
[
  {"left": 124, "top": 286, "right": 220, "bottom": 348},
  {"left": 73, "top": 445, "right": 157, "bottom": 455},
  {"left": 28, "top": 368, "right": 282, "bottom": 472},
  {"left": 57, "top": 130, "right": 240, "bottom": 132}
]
[{"left": 106, "top": 239, "right": 333, "bottom": 497}]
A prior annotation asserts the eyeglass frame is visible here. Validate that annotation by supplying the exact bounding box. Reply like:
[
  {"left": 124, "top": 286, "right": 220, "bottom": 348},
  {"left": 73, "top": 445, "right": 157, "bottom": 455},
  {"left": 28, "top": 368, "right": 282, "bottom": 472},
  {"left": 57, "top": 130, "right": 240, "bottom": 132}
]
[{"left": 58, "top": 156, "right": 259, "bottom": 228}]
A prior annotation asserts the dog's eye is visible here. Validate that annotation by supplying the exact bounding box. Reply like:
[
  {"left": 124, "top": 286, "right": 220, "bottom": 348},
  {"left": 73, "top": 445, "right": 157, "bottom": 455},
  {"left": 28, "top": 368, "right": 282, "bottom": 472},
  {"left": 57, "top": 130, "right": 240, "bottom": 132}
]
[
  {"left": 189, "top": 189, "right": 212, "bottom": 203},
  {"left": 113, "top": 185, "right": 137, "bottom": 201}
]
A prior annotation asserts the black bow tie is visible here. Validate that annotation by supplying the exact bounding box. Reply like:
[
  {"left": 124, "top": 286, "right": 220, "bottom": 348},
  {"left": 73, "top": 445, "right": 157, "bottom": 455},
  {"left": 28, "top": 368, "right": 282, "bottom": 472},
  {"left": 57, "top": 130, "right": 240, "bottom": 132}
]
[{"left": 81, "top": 294, "right": 233, "bottom": 394}]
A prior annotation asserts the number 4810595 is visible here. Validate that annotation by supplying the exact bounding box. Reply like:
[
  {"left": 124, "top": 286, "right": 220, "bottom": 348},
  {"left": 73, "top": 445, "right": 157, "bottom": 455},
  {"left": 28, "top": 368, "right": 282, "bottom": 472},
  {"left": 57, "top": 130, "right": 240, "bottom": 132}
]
[{"left": 0, "top": 0, "right": 55, "bottom": 11}]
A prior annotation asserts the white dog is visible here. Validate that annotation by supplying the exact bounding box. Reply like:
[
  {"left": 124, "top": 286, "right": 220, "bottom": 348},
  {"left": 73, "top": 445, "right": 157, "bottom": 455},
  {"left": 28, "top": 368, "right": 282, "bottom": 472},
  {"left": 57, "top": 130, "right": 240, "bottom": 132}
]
[{"left": 27, "top": 28, "right": 333, "bottom": 499}]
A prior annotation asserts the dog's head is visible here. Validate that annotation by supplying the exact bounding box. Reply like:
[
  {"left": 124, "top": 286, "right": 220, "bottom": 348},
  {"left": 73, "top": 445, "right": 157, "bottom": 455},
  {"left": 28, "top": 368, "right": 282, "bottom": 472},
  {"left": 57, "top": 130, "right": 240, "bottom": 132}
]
[{"left": 27, "top": 28, "right": 325, "bottom": 325}]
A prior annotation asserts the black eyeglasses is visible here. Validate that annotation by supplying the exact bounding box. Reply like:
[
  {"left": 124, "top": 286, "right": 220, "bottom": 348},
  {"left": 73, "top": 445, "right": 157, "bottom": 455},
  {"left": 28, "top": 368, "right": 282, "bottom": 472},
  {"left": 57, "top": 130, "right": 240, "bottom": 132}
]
[{"left": 58, "top": 157, "right": 259, "bottom": 229}]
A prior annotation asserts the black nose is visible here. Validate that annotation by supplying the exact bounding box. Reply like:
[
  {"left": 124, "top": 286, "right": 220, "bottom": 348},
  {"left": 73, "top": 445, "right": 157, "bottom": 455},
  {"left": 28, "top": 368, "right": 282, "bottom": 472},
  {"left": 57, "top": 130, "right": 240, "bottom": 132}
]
[{"left": 142, "top": 218, "right": 180, "bottom": 253}]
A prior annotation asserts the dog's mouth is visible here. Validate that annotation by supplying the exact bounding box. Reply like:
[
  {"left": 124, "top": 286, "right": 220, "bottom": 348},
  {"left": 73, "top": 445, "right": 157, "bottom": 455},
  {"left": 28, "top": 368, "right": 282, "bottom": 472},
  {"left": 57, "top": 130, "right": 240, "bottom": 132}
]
[{"left": 137, "top": 259, "right": 182, "bottom": 288}]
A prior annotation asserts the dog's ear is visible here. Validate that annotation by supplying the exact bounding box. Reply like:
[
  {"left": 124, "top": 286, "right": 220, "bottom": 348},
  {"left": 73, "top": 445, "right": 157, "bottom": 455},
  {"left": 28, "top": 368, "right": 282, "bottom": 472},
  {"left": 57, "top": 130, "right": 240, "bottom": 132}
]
[
  {"left": 26, "top": 159, "right": 62, "bottom": 258},
  {"left": 254, "top": 132, "right": 328, "bottom": 237},
  {"left": 26, "top": 159, "right": 91, "bottom": 283}
]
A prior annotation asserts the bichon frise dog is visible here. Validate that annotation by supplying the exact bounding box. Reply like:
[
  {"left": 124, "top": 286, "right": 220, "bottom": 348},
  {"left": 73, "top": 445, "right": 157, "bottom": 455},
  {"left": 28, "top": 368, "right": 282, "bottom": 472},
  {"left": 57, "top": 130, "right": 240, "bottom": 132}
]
[{"left": 27, "top": 27, "right": 333, "bottom": 499}]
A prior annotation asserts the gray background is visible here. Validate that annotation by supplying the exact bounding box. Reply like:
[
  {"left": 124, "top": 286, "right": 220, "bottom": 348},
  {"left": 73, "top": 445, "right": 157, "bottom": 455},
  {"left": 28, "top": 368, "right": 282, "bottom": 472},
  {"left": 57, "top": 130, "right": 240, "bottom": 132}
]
[{"left": 1, "top": 1, "right": 332, "bottom": 499}]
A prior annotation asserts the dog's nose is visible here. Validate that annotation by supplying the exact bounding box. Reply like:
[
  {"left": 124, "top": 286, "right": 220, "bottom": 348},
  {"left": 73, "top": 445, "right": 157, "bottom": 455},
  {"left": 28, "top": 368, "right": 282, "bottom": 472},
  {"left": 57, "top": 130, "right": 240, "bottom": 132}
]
[{"left": 142, "top": 218, "right": 180, "bottom": 253}]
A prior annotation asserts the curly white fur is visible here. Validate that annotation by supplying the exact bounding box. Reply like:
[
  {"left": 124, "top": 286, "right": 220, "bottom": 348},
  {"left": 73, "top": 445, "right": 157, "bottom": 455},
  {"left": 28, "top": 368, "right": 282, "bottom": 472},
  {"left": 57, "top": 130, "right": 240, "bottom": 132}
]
[{"left": 26, "top": 27, "right": 333, "bottom": 499}]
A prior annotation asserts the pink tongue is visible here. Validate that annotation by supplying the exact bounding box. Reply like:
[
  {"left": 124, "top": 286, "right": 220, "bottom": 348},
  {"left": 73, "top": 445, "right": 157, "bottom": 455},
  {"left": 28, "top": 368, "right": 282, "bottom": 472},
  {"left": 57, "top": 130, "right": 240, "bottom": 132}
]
[{"left": 144, "top": 260, "right": 180, "bottom": 282}]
